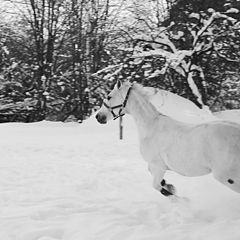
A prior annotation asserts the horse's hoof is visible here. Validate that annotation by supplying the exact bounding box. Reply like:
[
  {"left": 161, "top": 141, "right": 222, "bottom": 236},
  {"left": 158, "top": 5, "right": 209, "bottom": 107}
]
[
  {"left": 166, "top": 184, "right": 176, "bottom": 195},
  {"left": 160, "top": 188, "right": 173, "bottom": 196},
  {"left": 160, "top": 184, "right": 176, "bottom": 197}
]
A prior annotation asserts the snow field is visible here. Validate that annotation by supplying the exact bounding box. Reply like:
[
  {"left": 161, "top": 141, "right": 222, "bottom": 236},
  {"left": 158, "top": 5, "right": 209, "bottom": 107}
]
[{"left": 0, "top": 116, "right": 240, "bottom": 240}]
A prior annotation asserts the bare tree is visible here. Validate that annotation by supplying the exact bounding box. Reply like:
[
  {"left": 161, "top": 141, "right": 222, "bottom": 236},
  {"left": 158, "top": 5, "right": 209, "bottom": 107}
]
[{"left": 15, "top": 0, "right": 66, "bottom": 119}]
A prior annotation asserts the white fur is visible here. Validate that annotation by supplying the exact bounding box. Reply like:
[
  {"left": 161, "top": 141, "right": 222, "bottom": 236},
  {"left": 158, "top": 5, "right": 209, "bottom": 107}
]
[{"left": 97, "top": 82, "right": 240, "bottom": 194}]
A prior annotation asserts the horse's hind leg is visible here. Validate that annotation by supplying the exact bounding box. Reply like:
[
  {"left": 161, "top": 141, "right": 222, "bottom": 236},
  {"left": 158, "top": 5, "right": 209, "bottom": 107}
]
[{"left": 148, "top": 163, "right": 176, "bottom": 197}]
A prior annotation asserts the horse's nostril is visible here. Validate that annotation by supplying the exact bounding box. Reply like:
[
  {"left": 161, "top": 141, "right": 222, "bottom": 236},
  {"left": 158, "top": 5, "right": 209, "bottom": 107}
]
[{"left": 96, "top": 113, "right": 107, "bottom": 124}]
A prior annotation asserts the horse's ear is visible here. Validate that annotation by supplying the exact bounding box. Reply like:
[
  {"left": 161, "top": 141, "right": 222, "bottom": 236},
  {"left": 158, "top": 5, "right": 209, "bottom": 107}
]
[{"left": 116, "top": 80, "right": 122, "bottom": 89}]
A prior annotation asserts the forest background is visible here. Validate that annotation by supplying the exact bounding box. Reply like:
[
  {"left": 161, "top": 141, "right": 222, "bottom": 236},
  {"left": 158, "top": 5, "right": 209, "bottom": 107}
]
[{"left": 0, "top": 0, "right": 240, "bottom": 122}]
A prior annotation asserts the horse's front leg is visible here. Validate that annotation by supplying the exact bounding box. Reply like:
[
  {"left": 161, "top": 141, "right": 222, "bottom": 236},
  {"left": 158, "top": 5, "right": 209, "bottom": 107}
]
[{"left": 149, "top": 163, "right": 176, "bottom": 197}]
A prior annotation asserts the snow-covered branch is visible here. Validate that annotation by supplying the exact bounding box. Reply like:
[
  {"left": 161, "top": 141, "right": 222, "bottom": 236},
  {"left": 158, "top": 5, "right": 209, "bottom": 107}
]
[
  {"left": 214, "top": 43, "right": 240, "bottom": 63},
  {"left": 130, "top": 9, "right": 239, "bottom": 108},
  {"left": 193, "top": 11, "right": 235, "bottom": 45},
  {"left": 91, "top": 64, "right": 123, "bottom": 77}
]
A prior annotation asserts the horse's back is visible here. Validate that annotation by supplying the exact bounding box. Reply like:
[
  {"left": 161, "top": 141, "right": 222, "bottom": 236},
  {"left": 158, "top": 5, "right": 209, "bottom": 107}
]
[
  {"left": 206, "top": 120, "right": 240, "bottom": 143},
  {"left": 193, "top": 120, "right": 240, "bottom": 154},
  {"left": 214, "top": 109, "right": 240, "bottom": 124}
]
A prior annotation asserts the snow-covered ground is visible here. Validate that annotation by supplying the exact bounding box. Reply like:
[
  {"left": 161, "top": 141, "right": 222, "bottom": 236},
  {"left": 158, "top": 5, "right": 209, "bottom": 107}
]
[{"left": 0, "top": 115, "right": 240, "bottom": 240}]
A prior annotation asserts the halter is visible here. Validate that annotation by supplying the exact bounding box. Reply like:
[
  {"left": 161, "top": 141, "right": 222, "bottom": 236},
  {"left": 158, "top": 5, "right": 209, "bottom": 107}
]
[{"left": 103, "top": 85, "right": 132, "bottom": 120}]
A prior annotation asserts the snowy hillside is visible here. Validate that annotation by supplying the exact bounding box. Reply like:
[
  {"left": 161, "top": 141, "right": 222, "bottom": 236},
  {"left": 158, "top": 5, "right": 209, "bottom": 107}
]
[{"left": 0, "top": 116, "right": 240, "bottom": 240}]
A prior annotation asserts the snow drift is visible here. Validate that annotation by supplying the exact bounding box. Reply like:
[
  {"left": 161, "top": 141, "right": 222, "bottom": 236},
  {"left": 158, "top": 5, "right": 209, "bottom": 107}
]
[{"left": 0, "top": 114, "right": 240, "bottom": 240}]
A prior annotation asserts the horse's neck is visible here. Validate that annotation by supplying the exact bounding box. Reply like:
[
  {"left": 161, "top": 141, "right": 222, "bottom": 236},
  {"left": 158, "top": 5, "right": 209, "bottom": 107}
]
[
  {"left": 126, "top": 87, "right": 186, "bottom": 141},
  {"left": 126, "top": 89, "right": 160, "bottom": 136}
]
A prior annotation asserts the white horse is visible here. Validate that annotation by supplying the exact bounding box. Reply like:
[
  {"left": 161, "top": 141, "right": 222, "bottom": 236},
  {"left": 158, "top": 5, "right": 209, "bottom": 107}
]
[{"left": 96, "top": 81, "right": 240, "bottom": 197}]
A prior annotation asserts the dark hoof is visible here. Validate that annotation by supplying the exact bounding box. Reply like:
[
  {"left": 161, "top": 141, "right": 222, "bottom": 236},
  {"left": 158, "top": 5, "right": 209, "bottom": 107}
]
[
  {"left": 160, "top": 184, "right": 176, "bottom": 197},
  {"left": 160, "top": 188, "right": 173, "bottom": 196},
  {"left": 165, "top": 184, "right": 176, "bottom": 195}
]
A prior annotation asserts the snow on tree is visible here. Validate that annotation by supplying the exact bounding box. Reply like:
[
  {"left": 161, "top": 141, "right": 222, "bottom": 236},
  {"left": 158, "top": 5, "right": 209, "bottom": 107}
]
[{"left": 129, "top": 9, "right": 240, "bottom": 108}]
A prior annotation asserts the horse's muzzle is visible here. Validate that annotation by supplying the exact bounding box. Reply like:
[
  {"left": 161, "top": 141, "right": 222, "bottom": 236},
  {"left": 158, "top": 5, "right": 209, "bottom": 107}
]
[{"left": 95, "top": 113, "right": 107, "bottom": 124}]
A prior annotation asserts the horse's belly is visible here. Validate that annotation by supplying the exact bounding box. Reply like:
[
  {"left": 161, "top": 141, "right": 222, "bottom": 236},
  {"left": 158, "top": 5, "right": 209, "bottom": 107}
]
[
  {"left": 167, "top": 159, "right": 211, "bottom": 177},
  {"left": 165, "top": 143, "right": 212, "bottom": 177}
]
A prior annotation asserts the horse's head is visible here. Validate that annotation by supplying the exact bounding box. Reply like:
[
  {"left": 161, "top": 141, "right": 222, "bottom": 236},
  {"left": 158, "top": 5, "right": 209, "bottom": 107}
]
[{"left": 96, "top": 80, "right": 132, "bottom": 124}]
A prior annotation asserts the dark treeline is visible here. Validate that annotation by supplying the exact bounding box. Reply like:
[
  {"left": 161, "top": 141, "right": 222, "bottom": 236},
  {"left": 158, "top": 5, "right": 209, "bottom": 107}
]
[{"left": 0, "top": 0, "right": 240, "bottom": 122}]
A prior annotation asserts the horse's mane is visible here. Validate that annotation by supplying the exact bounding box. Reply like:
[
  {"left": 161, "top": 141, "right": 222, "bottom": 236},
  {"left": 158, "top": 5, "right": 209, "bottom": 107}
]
[
  {"left": 132, "top": 82, "right": 199, "bottom": 111},
  {"left": 131, "top": 82, "right": 217, "bottom": 124},
  {"left": 132, "top": 83, "right": 173, "bottom": 102},
  {"left": 130, "top": 83, "right": 163, "bottom": 116},
  {"left": 131, "top": 83, "right": 173, "bottom": 111},
  {"left": 132, "top": 83, "right": 158, "bottom": 99}
]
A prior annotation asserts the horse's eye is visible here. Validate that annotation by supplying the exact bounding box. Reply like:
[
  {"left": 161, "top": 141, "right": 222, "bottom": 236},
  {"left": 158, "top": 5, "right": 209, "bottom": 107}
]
[{"left": 107, "top": 96, "right": 111, "bottom": 101}]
